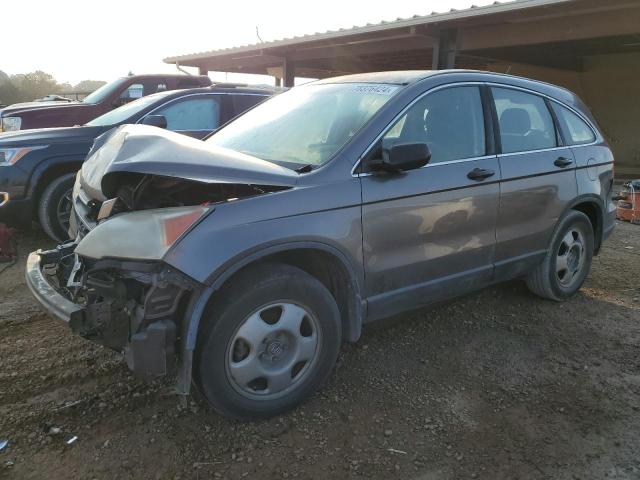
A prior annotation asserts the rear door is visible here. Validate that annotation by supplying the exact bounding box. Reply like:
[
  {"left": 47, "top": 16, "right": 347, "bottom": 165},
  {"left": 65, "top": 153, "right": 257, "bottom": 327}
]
[
  {"left": 491, "top": 86, "right": 578, "bottom": 279},
  {"left": 360, "top": 84, "right": 500, "bottom": 320},
  {"left": 148, "top": 94, "right": 224, "bottom": 139}
]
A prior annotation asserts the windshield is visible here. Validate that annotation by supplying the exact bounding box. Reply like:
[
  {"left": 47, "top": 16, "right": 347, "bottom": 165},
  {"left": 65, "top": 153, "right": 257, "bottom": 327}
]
[
  {"left": 86, "top": 91, "right": 174, "bottom": 127},
  {"left": 207, "top": 83, "right": 400, "bottom": 167},
  {"left": 82, "top": 78, "right": 127, "bottom": 104}
]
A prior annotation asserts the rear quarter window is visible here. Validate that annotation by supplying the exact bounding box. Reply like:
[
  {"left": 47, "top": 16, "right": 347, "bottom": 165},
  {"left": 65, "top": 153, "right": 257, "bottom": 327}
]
[{"left": 552, "top": 103, "right": 596, "bottom": 145}]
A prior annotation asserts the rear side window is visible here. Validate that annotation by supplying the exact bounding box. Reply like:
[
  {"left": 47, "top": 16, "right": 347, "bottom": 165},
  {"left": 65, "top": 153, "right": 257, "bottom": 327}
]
[
  {"left": 492, "top": 87, "right": 556, "bottom": 154},
  {"left": 232, "top": 95, "right": 269, "bottom": 116},
  {"left": 383, "top": 86, "right": 486, "bottom": 164},
  {"left": 552, "top": 103, "right": 596, "bottom": 145},
  {"left": 155, "top": 97, "right": 220, "bottom": 131}
]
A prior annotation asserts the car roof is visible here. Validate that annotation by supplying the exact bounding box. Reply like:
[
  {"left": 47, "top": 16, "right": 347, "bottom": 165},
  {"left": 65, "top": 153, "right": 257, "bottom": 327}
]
[
  {"left": 315, "top": 70, "right": 438, "bottom": 85},
  {"left": 116, "top": 74, "right": 210, "bottom": 80},
  {"left": 140, "top": 85, "right": 278, "bottom": 103},
  {"left": 313, "top": 69, "right": 579, "bottom": 108},
  {"left": 313, "top": 69, "right": 572, "bottom": 93}
]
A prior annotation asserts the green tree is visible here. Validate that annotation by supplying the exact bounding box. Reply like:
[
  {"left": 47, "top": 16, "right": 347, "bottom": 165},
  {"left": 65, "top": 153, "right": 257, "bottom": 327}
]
[
  {"left": 72, "top": 80, "right": 106, "bottom": 92},
  {"left": 0, "top": 70, "right": 107, "bottom": 105},
  {"left": 11, "top": 71, "right": 60, "bottom": 101},
  {"left": 0, "top": 71, "right": 20, "bottom": 105}
]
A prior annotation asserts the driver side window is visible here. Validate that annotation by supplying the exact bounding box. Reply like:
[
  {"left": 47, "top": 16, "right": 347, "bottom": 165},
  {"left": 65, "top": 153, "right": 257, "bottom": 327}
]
[{"left": 382, "top": 86, "right": 486, "bottom": 164}]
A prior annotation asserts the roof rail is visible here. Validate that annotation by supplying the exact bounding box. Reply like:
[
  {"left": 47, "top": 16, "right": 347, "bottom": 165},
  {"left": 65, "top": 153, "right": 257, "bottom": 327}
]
[
  {"left": 209, "top": 82, "right": 287, "bottom": 91},
  {"left": 210, "top": 82, "right": 249, "bottom": 88}
]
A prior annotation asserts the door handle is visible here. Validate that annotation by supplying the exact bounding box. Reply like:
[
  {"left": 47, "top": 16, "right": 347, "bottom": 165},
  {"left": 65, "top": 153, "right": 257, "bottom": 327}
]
[
  {"left": 554, "top": 157, "right": 573, "bottom": 168},
  {"left": 467, "top": 168, "right": 495, "bottom": 181}
]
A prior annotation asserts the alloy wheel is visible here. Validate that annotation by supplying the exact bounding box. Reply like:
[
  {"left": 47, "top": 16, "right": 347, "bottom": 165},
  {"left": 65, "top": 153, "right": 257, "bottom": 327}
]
[
  {"left": 56, "top": 189, "right": 73, "bottom": 234},
  {"left": 556, "top": 228, "right": 586, "bottom": 288}
]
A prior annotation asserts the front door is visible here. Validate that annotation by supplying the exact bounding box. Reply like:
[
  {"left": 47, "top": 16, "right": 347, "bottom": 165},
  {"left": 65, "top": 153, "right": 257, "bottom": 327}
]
[
  {"left": 360, "top": 85, "right": 500, "bottom": 321},
  {"left": 490, "top": 86, "right": 578, "bottom": 279}
]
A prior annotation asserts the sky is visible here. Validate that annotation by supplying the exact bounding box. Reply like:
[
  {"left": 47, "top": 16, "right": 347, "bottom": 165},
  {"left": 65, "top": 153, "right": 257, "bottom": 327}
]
[{"left": 3, "top": 0, "right": 497, "bottom": 85}]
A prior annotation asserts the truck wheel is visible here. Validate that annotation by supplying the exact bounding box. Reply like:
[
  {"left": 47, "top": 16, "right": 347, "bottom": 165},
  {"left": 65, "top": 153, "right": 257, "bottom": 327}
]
[
  {"left": 526, "top": 210, "right": 594, "bottom": 301},
  {"left": 196, "top": 263, "right": 342, "bottom": 420},
  {"left": 38, "top": 173, "right": 76, "bottom": 242}
]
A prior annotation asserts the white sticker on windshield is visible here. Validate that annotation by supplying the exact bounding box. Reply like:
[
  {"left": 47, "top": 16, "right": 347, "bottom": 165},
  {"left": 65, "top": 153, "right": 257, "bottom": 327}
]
[{"left": 350, "top": 84, "right": 400, "bottom": 95}]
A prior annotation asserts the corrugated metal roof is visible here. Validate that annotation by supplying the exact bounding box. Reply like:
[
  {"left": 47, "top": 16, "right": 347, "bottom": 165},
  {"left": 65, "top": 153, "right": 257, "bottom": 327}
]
[{"left": 164, "top": 0, "right": 571, "bottom": 63}]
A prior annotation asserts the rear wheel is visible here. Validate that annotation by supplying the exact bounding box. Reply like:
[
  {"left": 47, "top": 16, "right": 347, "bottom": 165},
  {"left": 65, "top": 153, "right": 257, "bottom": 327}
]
[
  {"left": 196, "top": 263, "right": 342, "bottom": 420},
  {"left": 526, "top": 210, "right": 594, "bottom": 301},
  {"left": 38, "top": 173, "right": 75, "bottom": 242}
]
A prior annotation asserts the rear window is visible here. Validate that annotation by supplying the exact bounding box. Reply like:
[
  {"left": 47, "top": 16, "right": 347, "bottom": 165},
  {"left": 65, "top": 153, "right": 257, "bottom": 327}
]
[{"left": 552, "top": 103, "right": 596, "bottom": 145}]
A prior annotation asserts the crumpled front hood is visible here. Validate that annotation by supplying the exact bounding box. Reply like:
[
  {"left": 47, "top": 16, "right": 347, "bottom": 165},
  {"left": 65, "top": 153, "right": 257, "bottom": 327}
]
[{"left": 81, "top": 124, "right": 299, "bottom": 199}]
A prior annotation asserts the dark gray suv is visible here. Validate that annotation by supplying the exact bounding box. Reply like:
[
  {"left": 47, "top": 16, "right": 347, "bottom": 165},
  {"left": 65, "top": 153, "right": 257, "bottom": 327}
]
[{"left": 26, "top": 70, "right": 615, "bottom": 420}]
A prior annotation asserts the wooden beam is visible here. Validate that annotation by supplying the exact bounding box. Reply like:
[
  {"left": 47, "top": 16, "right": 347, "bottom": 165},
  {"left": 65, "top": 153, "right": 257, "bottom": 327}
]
[
  {"left": 458, "top": 6, "right": 640, "bottom": 51},
  {"left": 286, "top": 34, "right": 433, "bottom": 61},
  {"left": 293, "top": 67, "right": 357, "bottom": 78},
  {"left": 199, "top": 54, "right": 283, "bottom": 72}
]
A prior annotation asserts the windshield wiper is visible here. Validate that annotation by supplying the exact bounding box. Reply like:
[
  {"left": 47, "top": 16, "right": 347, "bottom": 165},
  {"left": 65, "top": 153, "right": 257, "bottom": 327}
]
[{"left": 294, "top": 164, "right": 314, "bottom": 174}]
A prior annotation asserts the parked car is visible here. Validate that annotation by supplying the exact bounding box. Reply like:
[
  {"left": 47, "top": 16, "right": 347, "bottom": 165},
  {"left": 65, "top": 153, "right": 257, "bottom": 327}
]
[
  {"left": 0, "top": 83, "right": 276, "bottom": 241},
  {"left": 26, "top": 70, "right": 616, "bottom": 420},
  {"left": 0, "top": 74, "right": 211, "bottom": 132}
]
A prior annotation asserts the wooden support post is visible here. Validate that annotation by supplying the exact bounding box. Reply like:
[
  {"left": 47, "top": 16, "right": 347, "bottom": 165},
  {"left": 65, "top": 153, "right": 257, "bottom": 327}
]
[
  {"left": 283, "top": 58, "right": 295, "bottom": 87},
  {"left": 432, "top": 29, "right": 457, "bottom": 70},
  {"left": 431, "top": 35, "right": 441, "bottom": 70}
]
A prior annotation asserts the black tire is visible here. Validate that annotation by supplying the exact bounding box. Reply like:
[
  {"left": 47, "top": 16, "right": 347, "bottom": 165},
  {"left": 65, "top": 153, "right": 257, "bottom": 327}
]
[
  {"left": 526, "top": 210, "right": 594, "bottom": 301},
  {"left": 196, "top": 263, "right": 342, "bottom": 420},
  {"left": 38, "top": 173, "right": 76, "bottom": 242}
]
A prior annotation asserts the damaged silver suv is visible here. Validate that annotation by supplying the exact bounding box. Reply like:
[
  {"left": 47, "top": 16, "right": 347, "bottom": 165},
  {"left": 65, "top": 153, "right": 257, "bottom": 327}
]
[{"left": 27, "top": 70, "right": 616, "bottom": 420}]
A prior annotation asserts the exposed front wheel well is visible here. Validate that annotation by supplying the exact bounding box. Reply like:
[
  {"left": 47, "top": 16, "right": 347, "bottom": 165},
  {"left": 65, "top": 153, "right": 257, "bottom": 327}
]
[
  {"left": 203, "top": 249, "right": 362, "bottom": 345},
  {"left": 571, "top": 201, "right": 602, "bottom": 253}
]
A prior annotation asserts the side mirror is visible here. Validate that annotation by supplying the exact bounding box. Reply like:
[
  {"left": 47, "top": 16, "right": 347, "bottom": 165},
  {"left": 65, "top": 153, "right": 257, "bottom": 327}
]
[
  {"left": 370, "top": 141, "right": 431, "bottom": 173},
  {"left": 141, "top": 115, "right": 168, "bottom": 129}
]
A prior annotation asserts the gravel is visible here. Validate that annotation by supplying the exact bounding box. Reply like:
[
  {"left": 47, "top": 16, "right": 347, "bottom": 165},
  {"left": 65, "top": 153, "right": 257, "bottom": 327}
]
[{"left": 0, "top": 222, "right": 639, "bottom": 479}]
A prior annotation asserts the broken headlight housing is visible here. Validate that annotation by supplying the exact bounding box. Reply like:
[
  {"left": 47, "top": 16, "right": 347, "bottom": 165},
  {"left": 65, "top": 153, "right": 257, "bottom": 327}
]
[{"left": 75, "top": 205, "right": 211, "bottom": 260}]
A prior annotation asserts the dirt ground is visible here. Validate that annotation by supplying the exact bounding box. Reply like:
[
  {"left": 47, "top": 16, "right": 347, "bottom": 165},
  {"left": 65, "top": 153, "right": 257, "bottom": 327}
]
[{"left": 0, "top": 222, "right": 639, "bottom": 480}]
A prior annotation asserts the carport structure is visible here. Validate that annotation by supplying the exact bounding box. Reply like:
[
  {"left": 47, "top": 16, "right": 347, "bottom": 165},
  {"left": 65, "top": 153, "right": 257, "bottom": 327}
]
[{"left": 165, "top": 0, "right": 640, "bottom": 177}]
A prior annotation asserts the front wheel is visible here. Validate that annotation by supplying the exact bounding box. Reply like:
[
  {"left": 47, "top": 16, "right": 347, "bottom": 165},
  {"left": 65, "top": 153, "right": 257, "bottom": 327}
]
[
  {"left": 526, "top": 210, "right": 594, "bottom": 301},
  {"left": 38, "top": 173, "right": 76, "bottom": 242},
  {"left": 196, "top": 263, "right": 342, "bottom": 420}
]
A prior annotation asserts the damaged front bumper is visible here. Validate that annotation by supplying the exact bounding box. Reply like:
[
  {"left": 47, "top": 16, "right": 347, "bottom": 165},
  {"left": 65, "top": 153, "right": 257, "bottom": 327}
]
[
  {"left": 25, "top": 244, "right": 195, "bottom": 378},
  {"left": 26, "top": 250, "right": 84, "bottom": 324}
]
